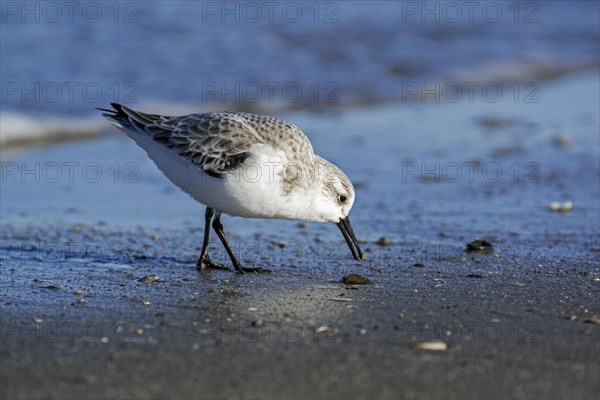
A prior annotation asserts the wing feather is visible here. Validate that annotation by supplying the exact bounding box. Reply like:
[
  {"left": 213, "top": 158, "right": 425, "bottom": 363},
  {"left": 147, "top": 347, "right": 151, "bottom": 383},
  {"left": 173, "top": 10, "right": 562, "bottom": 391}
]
[{"left": 101, "top": 103, "right": 314, "bottom": 178}]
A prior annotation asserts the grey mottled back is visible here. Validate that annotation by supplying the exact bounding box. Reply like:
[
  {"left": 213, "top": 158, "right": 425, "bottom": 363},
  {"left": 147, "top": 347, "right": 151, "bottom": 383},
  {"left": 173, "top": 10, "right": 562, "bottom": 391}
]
[{"left": 100, "top": 103, "right": 315, "bottom": 178}]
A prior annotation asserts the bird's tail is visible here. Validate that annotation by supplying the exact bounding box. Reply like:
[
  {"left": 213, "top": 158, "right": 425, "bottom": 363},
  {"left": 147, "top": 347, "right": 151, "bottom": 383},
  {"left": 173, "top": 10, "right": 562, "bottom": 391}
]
[{"left": 97, "top": 103, "right": 161, "bottom": 132}]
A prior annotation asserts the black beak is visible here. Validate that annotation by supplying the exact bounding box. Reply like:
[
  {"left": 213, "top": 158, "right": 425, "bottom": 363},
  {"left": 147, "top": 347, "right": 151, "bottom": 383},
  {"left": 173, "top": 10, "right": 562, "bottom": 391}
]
[{"left": 337, "top": 217, "right": 365, "bottom": 261}]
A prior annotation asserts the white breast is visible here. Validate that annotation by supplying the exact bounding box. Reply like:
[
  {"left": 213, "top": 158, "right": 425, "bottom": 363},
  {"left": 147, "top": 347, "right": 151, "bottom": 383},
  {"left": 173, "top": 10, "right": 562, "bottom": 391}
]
[{"left": 127, "top": 131, "right": 308, "bottom": 219}]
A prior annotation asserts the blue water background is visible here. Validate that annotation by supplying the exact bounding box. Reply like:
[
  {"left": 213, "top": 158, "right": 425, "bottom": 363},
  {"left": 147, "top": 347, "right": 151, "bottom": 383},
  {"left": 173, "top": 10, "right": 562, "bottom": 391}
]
[{"left": 1, "top": 1, "right": 598, "bottom": 116}]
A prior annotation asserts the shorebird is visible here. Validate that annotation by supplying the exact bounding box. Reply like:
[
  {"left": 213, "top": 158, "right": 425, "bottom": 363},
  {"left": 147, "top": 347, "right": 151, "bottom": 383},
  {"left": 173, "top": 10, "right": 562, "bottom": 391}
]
[{"left": 99, "top": 103, "right": 364, "bottom": 273}]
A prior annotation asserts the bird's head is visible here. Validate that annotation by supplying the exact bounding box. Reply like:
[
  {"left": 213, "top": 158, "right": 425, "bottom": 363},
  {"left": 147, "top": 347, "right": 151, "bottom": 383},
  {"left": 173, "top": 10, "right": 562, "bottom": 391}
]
[{"left": 306, "top": 157, "right": 364, "bottom": 261}]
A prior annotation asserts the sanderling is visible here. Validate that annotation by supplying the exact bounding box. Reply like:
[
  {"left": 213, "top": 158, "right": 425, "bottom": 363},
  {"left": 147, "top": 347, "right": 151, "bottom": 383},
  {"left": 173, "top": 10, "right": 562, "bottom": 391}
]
[{"left": 99, "top": 103, "right": 364, "bottom": 274}]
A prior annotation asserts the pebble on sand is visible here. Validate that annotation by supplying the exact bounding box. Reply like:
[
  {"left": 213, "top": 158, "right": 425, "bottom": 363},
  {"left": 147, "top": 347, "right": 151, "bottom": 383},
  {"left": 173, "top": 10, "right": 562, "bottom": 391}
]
[
  {"left": 466, "top": 239, "right": 493, "bottom": 253},
  {"left": 466, "top": 274, "right": 489, "bottom": 278},
  {"left": 415, "top": 342, "right": 448, "bottom": 351},
  {"left": 376, "top": 236, "right": 392, "bottom": 246},
  {"left": 342, "top": 274, "right": 372, "bottom": 285},
  {"left": 139, "top": 275, "right": 160, "bottom": 283},
  {"left": 549, "top": 201, "right": 573, "bottom": 212},
  {"left": 583, "top": 316, "right": 600, "bottom": 324}
]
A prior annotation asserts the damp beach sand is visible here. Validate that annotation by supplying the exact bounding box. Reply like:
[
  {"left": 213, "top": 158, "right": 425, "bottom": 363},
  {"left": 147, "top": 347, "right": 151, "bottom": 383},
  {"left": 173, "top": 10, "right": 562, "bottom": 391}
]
[{"left": 1, "top": 73, "right": 599, "bottom": 399}]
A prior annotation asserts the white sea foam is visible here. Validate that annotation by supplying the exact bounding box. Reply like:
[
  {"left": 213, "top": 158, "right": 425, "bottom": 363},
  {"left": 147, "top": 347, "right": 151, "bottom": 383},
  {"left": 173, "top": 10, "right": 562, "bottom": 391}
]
[{"left": 0, "top": 112, "right": 106, "bottom": 157}]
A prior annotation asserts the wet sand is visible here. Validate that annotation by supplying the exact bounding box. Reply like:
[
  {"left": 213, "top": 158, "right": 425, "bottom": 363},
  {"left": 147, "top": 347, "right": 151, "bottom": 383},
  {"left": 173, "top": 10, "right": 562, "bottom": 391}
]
[{"left": 1, "top": 73, "right": 599, "bottom": 399}]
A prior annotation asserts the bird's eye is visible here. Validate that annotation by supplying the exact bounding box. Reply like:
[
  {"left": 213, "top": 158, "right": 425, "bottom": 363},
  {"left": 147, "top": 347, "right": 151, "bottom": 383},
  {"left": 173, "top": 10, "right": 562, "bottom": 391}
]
[{"left": 338, "top": 194, "right": 347, "bottom": 204}]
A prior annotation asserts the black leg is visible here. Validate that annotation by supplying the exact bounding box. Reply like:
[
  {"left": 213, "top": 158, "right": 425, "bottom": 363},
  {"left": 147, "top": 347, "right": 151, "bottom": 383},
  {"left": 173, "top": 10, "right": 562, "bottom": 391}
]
[
  {"left": 211, "top": 211, "right": 271, "bottom": 274},
  {"left": 196, "top": 207, "right": 230, "bottom": 271}
]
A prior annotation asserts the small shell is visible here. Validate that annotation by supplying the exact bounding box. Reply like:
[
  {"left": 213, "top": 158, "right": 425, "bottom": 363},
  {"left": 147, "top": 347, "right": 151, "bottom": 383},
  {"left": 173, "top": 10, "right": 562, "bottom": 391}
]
[{"left": 415, "top": 342, "right": 447, "bottom": 351}]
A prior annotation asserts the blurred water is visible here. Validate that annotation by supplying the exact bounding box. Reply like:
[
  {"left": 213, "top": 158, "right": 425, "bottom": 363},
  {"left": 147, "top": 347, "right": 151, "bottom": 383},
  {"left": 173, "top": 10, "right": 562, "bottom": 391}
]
[{"left": 1, "top": 0, "right": 598, "bottom": 119}]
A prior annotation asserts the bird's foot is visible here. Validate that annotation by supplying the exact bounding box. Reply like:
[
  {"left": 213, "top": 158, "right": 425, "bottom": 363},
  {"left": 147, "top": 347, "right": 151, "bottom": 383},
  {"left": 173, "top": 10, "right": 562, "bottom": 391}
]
[
  {"left": 196, "top": 257, "right": 231, "bottom": 271},
  {"left": 235, "top": 265, "right": 272, "bottom": 274}
]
